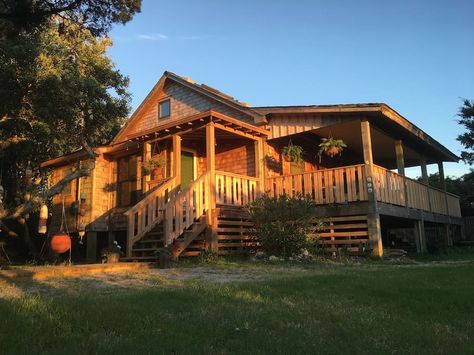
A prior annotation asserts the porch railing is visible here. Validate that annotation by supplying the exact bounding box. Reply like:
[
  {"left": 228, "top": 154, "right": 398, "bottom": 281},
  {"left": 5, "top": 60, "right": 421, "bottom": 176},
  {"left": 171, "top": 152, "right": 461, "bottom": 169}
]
[
  {"left": 265, "top": 164, "right": 368, "bottom": 204},
  {"left": 265, "top": 164, "right": 461, "bottom": 218},
  {"left": 163, "top": 171, "right": 210, "bottom": 246},
  {"left": 215, "top": 171, "right": 259, "bottom": 206},
  {"left": 373, "top": 165, "right": 461, "bottom": 217},
  {"left": 124, "top": 177, "right": 177, "bottom": 256}
]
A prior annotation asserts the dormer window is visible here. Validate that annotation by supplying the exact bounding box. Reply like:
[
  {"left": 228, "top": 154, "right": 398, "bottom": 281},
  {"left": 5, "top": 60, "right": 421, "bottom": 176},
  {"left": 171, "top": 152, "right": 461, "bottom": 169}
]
[{"left": 159, "top": 99, "right": 170, "bottom": 119}]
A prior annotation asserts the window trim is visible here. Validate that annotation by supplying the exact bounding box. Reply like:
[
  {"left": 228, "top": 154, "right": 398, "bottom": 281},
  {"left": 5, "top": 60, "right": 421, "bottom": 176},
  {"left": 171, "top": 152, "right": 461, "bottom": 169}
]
[{"left": 158, "top": 99, "right": 171, "bottom": 119}]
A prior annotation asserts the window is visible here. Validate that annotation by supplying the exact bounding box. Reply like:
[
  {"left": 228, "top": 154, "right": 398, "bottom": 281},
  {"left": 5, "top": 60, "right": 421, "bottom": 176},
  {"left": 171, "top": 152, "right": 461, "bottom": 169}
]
[{"left": 159, "top": 99, "right": 170, "bottom": 119}]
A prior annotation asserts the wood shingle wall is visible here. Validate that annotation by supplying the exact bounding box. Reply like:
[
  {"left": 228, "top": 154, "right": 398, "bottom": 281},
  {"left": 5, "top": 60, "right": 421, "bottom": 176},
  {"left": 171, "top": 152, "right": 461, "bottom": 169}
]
[{"left": 125, "top": 81, "right": 255, "bottom": 138}]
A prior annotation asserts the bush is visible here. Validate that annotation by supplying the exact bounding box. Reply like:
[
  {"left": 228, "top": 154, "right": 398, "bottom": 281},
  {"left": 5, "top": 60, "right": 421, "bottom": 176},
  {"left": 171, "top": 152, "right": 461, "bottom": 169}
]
[{"left": 247, "top": 193, "right": 323, "bottom": 258}]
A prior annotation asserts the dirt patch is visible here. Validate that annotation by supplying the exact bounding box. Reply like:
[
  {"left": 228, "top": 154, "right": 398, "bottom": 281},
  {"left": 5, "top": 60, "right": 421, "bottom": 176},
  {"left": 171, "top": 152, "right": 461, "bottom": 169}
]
[{"left": 0, "top": 264, "right": 308, "bottom": 299}]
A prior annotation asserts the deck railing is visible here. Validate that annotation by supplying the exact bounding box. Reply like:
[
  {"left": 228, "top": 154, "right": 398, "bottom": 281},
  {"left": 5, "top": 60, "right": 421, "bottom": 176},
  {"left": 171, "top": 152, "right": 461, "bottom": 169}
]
[
  {"left": 124, "top": 177, "right": 177, "bottom": 256},
  {"left": 163, "top": 171, "right": 210, "bottom": 246},
  {"left": 265, "top": 164, "right": 367, "bottom": 204},
  {"left": 265, "top": 164, "right": 461, "bottom": 218},
  {"left": 216, "top": 171, "right": 259, "bottom": 206},
  {"left": 126, "top": 165, "right": 462, "bottom": 254}
]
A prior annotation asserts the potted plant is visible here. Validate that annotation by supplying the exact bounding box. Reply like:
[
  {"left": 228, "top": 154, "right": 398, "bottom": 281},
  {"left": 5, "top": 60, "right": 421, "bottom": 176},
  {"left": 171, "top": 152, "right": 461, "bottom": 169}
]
[
  {"left": 103, "top": 241, "right": 122, "bottom": 263},
  {"left": 142, "top": 154, "right": 166, "bottom": 175},
  {"left": 282, "top": 141, "right": 304, "bottom": 164},
  {"left": 318, "top": 137, "right": 347, "bottom": 161}
]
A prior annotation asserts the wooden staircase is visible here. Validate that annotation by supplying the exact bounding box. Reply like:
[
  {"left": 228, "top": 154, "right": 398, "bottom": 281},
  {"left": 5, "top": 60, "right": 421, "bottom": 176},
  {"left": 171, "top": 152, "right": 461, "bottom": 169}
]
[
  {"left": 124, "top": 171, "right": 212, "bottom": 260},
  {"left": 123, "top": 223, "right": 165, "bottom": 261}
]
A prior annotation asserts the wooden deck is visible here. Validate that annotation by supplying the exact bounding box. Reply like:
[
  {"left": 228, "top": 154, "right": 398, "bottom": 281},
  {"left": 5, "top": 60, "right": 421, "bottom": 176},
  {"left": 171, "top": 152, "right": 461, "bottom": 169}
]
[{"left": 124, "top": 164, "right": 462, "bottom": 258}]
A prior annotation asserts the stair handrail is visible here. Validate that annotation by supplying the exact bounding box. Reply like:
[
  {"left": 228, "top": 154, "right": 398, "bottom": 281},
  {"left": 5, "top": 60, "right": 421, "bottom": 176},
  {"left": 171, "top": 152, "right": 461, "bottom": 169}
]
[
  {"left": 124, "top": 177, "right": 177, "bottom": 256},
  {"left": 163, "top": 171, "right": 211, "bottom": 246}
]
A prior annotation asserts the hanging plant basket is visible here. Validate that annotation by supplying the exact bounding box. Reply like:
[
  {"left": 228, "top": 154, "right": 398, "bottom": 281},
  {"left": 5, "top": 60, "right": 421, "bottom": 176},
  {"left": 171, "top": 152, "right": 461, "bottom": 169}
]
[
  {"left": 282, "top": 141, "right": 304, "bottom": 164},
  {"left": 318, "top": 137, "right": 347, "bottom": 161},
  {"left": 325, "top": 146, "right": 343, "bottom": 157},
  {"left": 143, "top": 154, "right": 166, "bottom": 175}
]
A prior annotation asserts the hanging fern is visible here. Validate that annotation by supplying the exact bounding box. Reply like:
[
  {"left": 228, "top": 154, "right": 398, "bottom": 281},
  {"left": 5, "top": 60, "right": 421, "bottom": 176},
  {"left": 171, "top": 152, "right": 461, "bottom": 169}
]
[
  {"left": 143, "top": 154, "right": 166, "bottom": 174},
  {"left": 318, "top": 137, "right": 347, "bottom": 159},
  {"left": 282, "top": 141, "right": 304, "bottom": 165}
]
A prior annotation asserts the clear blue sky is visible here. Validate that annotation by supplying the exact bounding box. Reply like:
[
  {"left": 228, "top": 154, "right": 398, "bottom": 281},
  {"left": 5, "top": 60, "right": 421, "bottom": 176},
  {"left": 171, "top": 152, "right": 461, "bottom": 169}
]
[{"left": 109, "top": 0, "right": 474, "bottom": 178}]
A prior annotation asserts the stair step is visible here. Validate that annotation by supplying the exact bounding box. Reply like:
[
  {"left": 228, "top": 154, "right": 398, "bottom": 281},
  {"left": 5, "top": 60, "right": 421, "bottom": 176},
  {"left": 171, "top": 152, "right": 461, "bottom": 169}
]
[
  {"left": 137, "top": 239, "right": 163, "bottom": 244},
  {"left": 132, "top": 247, "right": 158, "bottom": 252}
]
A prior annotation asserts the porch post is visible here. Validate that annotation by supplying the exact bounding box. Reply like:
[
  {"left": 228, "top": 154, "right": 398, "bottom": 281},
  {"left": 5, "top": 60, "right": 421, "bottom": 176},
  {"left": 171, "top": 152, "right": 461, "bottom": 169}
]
[
  {"left": 421, "top": 155, "right": 432, "bottom": 212},
  {"left": 361, "top": 119, "right": 383, "bottom": 257},
  {"left": 414, "top": 219, "right": 427, "bottom": 254},
  {"left": 142, "top": 142, "right": 151, "bottom": 194},
  {"left": 438, "top": 161, "right": 446, "bottom": 191},
  {"left": 255, "top": 137, "right": 265, "bottom": 194},
  {"left": 395, "top": 140, "right": 405, "bottom": 176},
  {"left": 420, "top": 156, "right": 429, "bottom": 184},
  {"left": 206, "top": 123, "right": 218, "bottom": 252},
  {"left": 173, "top": 135, "right": 182, "bottom": 186}
]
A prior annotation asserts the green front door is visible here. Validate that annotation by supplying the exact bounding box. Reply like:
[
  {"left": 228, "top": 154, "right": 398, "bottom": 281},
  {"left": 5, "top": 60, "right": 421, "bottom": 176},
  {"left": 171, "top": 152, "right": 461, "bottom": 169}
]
[{"left": 180, "top": 151, "right": 195, "bottom": 188}]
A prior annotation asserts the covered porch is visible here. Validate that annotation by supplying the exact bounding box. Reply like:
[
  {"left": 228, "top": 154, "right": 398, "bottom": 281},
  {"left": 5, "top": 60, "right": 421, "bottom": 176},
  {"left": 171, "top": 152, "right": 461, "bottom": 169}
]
[
  {"left": 266, "top": 116, "right": 462, "bottom": 256},
  {"left": 120, "top": 111, "right": 267, "bottom": 256}
]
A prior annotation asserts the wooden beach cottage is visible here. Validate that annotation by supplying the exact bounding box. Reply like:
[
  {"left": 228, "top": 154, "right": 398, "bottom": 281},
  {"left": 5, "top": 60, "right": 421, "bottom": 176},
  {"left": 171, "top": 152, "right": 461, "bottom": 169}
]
[{"left": 41, "top": 71, "right": 462, "bottom": 261}]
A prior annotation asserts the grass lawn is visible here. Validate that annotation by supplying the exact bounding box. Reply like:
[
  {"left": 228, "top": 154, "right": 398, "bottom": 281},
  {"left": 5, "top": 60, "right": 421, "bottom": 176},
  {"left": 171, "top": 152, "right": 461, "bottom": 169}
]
[{"left": 1, "top": 252, "right": 474, "bottom": 354}]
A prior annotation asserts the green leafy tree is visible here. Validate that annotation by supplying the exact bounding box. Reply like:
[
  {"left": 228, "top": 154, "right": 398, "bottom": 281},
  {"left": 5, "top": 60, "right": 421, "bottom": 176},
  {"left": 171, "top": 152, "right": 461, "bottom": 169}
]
[
  {"left": 0, "top": 1, "right": 141, "bottom": 259},
  {"left": 457, "top": 99, "right": 474, "bottom": 165},
  {"left": 0, "top": 0, "right": 141, "bottom": 37}
]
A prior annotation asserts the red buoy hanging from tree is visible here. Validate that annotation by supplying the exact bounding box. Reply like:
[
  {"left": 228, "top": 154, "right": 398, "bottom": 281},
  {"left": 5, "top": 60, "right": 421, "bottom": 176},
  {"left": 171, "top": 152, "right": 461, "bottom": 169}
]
[{"left": 51, "top": 233, "right": 71, "bottom": 254}]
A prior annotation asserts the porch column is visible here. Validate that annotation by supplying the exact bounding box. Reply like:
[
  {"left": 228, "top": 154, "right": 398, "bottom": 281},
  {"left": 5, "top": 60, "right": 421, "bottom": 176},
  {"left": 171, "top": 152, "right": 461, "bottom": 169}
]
[
  {"left": 206, "top": 123, "right": 218, "bottom": 252},
  {"left": 142, "top": 142, "right": 151, "bottom": 194},
  {"left": 438, "top": 161, "right": 446, "bottom": 191},
  {"left": 421, "top": 155, "right": 432, "bottom": 212},
  {"left": 361, "top": 119, "right": 383, "bottom": 257},
  {"left": 420, "top": 156, "right": 429, "bottom": 185},
  {"left": 255, "top": 137, "right": 265, "bottom": 193},
  {"left": 395, "top": 140, "right": 405, "bottom": 176},
  {"left": 173, "top": 135, "right": 182, "bottom": 186},
  {"left": 414, "top": 219, "right": 427, "bottom": 253}
]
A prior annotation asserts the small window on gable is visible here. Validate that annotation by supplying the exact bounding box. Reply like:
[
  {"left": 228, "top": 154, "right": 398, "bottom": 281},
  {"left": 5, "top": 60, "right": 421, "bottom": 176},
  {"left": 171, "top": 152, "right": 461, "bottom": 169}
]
[{"left": 159, "top": 99, "right": 170, "bottom": 119}]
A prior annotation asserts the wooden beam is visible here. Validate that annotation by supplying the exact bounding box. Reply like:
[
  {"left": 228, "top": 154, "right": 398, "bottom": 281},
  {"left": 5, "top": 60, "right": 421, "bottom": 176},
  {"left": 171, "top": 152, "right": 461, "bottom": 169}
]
[
  {"left": 414, "top": 219, "right": 427, "bottom": 254},
  {"left": 395, "top": 140, "right": 405, "bottom": 176},
  {"left": 173, "top": 135, "right": 182, "bottom": 186},
  {"left": 255, "top": 138, "right": 265, "bottom": 193},
  {"left": 438, "top": 161, "right": 446, "bottom": 191},
  {"left": 361, "top": 119, "right": 383, "bottom": 257},
  {"left": 214, "top": 122, "right": 260, "bottom": 141},
  {"left": 206, "top": 123, "right": 218, "bottom": 252},
  {"left": 420, "top": 156, "right": 429, "bottom": 185}
]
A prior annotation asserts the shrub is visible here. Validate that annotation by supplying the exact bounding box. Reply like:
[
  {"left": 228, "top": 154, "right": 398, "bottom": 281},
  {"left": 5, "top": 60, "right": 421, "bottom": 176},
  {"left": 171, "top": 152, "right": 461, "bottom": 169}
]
[{"left": 247, "top": 193, "right": 323, "bottom": 258}]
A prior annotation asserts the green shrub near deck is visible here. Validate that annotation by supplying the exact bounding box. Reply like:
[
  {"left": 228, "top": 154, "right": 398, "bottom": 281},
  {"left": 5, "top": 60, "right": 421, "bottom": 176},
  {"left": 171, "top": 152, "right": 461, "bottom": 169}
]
[{"left": 247, "top": 193, "right": 322, "bottom": 257}]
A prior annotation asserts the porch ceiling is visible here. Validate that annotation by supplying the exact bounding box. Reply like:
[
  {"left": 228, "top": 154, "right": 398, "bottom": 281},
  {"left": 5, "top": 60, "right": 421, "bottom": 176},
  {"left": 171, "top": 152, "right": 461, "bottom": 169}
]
[{"left": 276, "top": 120, "right": 444, "bottom": 170}]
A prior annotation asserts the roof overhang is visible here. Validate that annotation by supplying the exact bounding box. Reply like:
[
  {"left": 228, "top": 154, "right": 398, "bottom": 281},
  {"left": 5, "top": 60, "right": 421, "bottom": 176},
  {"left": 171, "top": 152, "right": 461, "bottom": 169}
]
[
  {"left": 256, "top": 103, "right": 459, "bottom": 163},
  {"left": 103, "top": 110, "right": 269, "bottom": 156}
]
